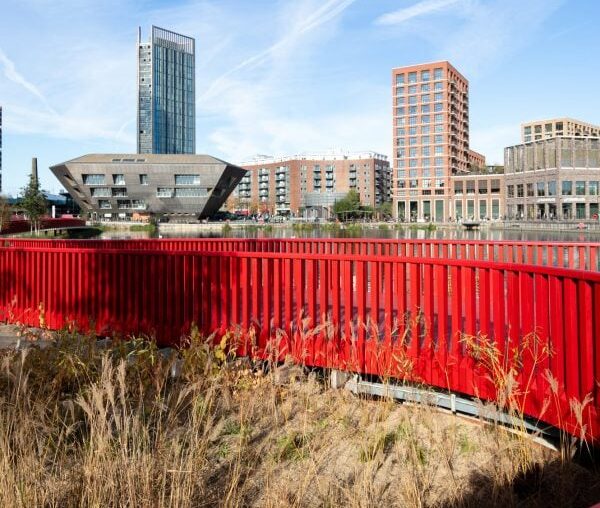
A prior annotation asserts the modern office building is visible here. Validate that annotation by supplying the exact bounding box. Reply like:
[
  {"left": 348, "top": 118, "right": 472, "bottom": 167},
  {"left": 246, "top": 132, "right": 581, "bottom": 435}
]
[
  {"left": 504, "top": 135, "right": 600, "bottom": 220},
  {"left": 0, "top": 106, "right": 3, "bottom": 193},
  {"left": 137, "top": 26, "right": 195, "bottom": 155},
  {"left": 51, "top": 154, "right": 246, "bottom": 220},
  {"left": 391, "top": 61, "right": 491, "bottom": 222},
  {"left": 521, "top": 118, "right": 600, "bottom": 143},
  {"left": 451, "top": 166, "right": 505, "bottom": 221},
  {"left": 228, "top": 151, "right": 390, "bottom": 217}
]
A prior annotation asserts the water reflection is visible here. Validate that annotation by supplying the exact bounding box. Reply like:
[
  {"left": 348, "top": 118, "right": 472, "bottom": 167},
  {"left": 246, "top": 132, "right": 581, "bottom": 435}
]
[{"left": 101, "top": 224, "right": 600, "bottom": 243}]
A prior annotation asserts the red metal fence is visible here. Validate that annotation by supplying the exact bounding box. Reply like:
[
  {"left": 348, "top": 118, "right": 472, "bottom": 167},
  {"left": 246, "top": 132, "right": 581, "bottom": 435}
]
[
  {"left": 0, "top": 239, "right": 599, "bottom": 441},
  {"left": 3, "top": 237, "right": 600, "bottom": 270}
]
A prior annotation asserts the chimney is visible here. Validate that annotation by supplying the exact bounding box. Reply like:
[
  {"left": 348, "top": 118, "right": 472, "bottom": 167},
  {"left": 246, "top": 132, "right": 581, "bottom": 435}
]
[{"left": 31, "top": 157, "right": 38, "bottom": 183}]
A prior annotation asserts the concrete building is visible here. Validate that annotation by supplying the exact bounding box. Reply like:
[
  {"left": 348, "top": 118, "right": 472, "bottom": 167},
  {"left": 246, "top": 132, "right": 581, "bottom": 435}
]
[
  {"left": 137, "top": 26, "right": 195, "bottom": 155},
  {"left": 0, "top": 106, "right": 2, "bottom": 193},
  {"left": 504, "top": 136, "right": 600, "bottom": 221},
  {"left": 392, "top": 61, "right": 488, "bottom": 222},
  {"left": 51, "top": 154, "right": 246, "bottom": 220},
  {"left": 521, "top": 118, "right": 600, "bottom": 143},
  {"left": 451, "top": 166, "right": 505, "bottom": 220},
  {"left": 228, "top": 152, "right": 390, "bottom": 218}
]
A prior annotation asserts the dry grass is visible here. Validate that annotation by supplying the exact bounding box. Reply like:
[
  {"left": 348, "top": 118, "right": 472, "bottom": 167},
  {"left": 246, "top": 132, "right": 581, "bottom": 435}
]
[{"left": 0, "top": 328, "right": 599, "bottom": 507}]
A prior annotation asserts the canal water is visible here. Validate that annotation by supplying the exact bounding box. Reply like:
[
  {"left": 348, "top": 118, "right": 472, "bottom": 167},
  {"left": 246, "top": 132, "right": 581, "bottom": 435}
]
[{"left": 100, "top": 224, "right": 600, "bottom": 242}]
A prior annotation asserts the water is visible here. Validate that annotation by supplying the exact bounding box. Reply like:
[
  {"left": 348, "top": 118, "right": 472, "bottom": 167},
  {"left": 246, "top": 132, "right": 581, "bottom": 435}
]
[{"left": 100, "top": 223, "right": 600, "bottom": 242}]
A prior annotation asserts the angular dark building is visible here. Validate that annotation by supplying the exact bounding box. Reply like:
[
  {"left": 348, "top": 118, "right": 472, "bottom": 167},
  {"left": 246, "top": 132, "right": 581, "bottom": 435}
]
[
  {"left": 137, "top": 26, "right": 195, "bottom": 154},
  {"left": 50, "top": 154, "right": 246, "bottom": 220}
]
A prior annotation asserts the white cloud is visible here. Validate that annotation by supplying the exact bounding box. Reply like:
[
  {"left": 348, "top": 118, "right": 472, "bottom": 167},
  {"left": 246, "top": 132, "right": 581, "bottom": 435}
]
[
  {"left": 375, "top": 0, "right": 462, "bottom": 25},
  {"left": 0, "top": 47, "right": 54, "bottom": 112}
]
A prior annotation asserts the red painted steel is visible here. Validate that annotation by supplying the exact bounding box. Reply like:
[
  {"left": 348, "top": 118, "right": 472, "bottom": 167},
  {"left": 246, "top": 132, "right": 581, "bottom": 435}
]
[
  {"left": 4, "top": 237, "right": 600, "bottom": 271},
  {"left": 0, "top": 239, "right": 600, "bottom": 443}
]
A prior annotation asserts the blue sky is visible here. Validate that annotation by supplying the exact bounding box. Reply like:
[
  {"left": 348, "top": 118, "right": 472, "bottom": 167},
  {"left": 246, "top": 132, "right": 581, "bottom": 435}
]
[{"left": 0, "top": 0, "right": 598, "bottom": 196}]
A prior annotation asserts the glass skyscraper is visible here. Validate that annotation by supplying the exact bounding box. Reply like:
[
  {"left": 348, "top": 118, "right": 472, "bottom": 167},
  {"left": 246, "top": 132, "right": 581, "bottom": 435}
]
[{"left": 137, "top": 26, "right": 195, "bottom": 154}]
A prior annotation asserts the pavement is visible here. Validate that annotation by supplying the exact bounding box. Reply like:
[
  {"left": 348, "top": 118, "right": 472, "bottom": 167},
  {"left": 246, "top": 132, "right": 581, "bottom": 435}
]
[{"left": 0, "top": 324, "right": 54, "bottom": 350}]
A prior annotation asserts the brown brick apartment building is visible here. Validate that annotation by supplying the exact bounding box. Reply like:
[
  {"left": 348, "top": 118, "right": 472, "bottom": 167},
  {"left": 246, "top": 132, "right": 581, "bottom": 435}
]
[
  {"left": 391, "top": 61, "right": 499, "bottom": 221},
  {"left": 228, "top": 152, "right": 390, "bottom": 217}
]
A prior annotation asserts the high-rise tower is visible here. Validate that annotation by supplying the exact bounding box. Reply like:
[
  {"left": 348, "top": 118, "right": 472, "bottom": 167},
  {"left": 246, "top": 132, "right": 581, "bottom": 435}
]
[
  {"left": 137, "top": 26, "right": 195, "bottom": 154},
  {"left": 391, "top": 61, "right": 471, "bottom": 222}
]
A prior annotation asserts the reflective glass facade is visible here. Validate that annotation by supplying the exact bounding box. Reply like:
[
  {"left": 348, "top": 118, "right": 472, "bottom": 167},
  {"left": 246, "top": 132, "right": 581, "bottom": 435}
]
[{"left": 137, "top": 26, "right": 195, "bottom": 155}]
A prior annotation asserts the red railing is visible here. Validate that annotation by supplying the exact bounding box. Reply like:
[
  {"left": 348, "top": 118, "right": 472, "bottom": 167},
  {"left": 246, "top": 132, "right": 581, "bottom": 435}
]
[
  {"left": 3, "top": 237, "right": 600, "bottom": 270},
  {"left": 0, "top": 240, "right": 599, "bottom": 441}
]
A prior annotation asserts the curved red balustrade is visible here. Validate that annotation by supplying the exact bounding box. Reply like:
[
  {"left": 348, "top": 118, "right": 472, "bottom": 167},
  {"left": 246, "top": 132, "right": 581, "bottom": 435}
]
[{"left": 0, "top": 238, "right": 599, "bottom": 442}]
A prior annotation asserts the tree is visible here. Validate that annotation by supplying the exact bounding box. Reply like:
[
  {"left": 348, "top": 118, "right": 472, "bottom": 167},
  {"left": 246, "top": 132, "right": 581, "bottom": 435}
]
[
  {"left": 0, "top": 196, "right": 12, "bottom": 233},
  {"left": 20, "top": 172, "right": 47, "bottom": 235},
  {"left": 333, "top": 190, "right": 362, "bottom": 221},
  {"left": 376, "top": 201, "right": 392, "bottom": 220}
]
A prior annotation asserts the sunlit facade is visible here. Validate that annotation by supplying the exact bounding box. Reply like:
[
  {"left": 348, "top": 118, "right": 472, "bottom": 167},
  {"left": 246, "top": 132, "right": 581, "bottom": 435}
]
[{"left": 137, "top": 26, "right": 195, "bottom": 155}]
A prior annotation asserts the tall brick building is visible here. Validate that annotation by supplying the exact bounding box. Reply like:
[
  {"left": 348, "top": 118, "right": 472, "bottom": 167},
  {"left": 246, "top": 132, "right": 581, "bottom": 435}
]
[
  {"left": 391, "top": 61, "right": 494, "bottom": 221},
  {"left": 228, "top": 151, "right": 390, "bottom": 217}
]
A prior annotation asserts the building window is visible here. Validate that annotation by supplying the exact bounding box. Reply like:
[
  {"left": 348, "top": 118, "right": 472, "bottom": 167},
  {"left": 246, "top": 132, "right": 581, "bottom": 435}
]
[
  {"left": 422, "top": 159, "right": 431, "bottom": 168},
  {"left": 517, "top": 184, "right": 524, "bottom": 197},
  {"left": 409, "top": 137, "right": 417, "bottom": 145},
  {"left": 422, "top": 94, "right": 430, "bottom": 103},
  {"left": 409, "top": 116, "right": 417, "bottom": 125},
  {"left": 408, "top": 71, "right": 417, "bottom": 83},
  {"left": 434, "top": 134, "right": 443, "bottom": 144},
  {"left": 434, "top": 82, "right": 442, "bottom": 91},
  {"left": 421, "top": 83, "right": 430, "bottom": 92},
  {"left": 112, "top": 174, "right": 125, "bottom": 185},
  {"left": 409, "top": 159, "right": 418, "bottom": 168},
  {"left": 409, "top": 169, "right": 418, "bottom": 177},
  {"left": 175, "top": 174, "right": 201, "bottom": 185},
  {"left": 408, "top": 95, "right": 417, "bottom": 105},
  {"left": 421, "top": 126, "right": 430, "bottom": 134},
  {"left": 82, "top": 174, "right": 105, "bottom": 185},
  {"left": 479, "top": 180, "right": 489, "bottom": 194},
  {"left": 466, "top": 180, "right": 475, "bottom": 194},
  {"left": 409, "top": 148, "right": 417, "bottom": 157},
  {"left": 112, "top": 188, "right": 128, "bottom": 197},
  {"left": 157, "top": 187, "right": 174, "bottom": 198},
  {"left": 433, "top": 68, "right": 443, "bottom": 80},
  {"left": 409, "top": 179, "right": 418, "bottom": 188},
  {"left": 98, "top": 200, "right": 111, "bottom": 209},
  {"left": 491, "top": 179, "right": 500, "bottom": 193},
  {"left": 434, "top": 103, "right": 443, "bottom": 112},
  {"left": 561, "top": 180, "right": 572, "bottom": 195},
  {"left": 434, "top": 124, "right": 443, "bottom": 133},
  {"left": 396, "top": 128, "right": 405, "bottom": 136},
  {"left": 422, "top": 147, "right": 430, "bottom": 156},
  {"left": 139, "top": 174, "right": 148, "bottom": 185},
  {"left": 434, "top": 92, "right": 443, "bottom": 101},
  {"left": 422, "top": 115, "right": 430, "bottom": 123},
  {"left": 421, "top": 136, "right": 430, "bottom": 144},
  {"left": 435, "top": 179, "right": 444, "bottom": 188},
  {"left": 536, "top": 182, "right": 545, "bottom": 196},
  {"left": 421, "top": 70, "right": 430, "bottom": 81},
  {"left": 434, "top": 145, "right": 443, "bottom": 154},
  {"left": 589, "top": 181, "right": 598, "bottom": 196},
  {"left": 409, "top": 106, "right": 417, "bottom": 114},
  {"left": 396, "top": 87, "right": 405, "bottom": 97},
  {"left": 575, "top": 181, "right": 586, "bottom": 195},
  {"left": 90, "top": 187, "right": 111, "bottom": 197},
  {"left": 175, "top": 188, "right": 207, "bottom": 197},
  {"left": 548, "top": 181, "right": 557, "bottom": 196},
  {"left": 421, "top": 104, "right": 430, "bottom": 113},
  {"left": 434, "top": 157, "right": 443, "bottom": 166},
  {"left": 396, "top": 74, "right": 405, "bottom": 85},
  {"left": 434, "top": 114, "right": 443, "bottom": 123},
  {"left": 507, "top": 185, "right": 514, "bottom": 198},
  {"left": 409, "top": 126, "right": 417, "bottom": 135},
  {"left": 396, "top": 107, "right": 405, "bottom": 115},
  {"left": 454, "top": 181, "right": 463, "bottom": 194}
]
